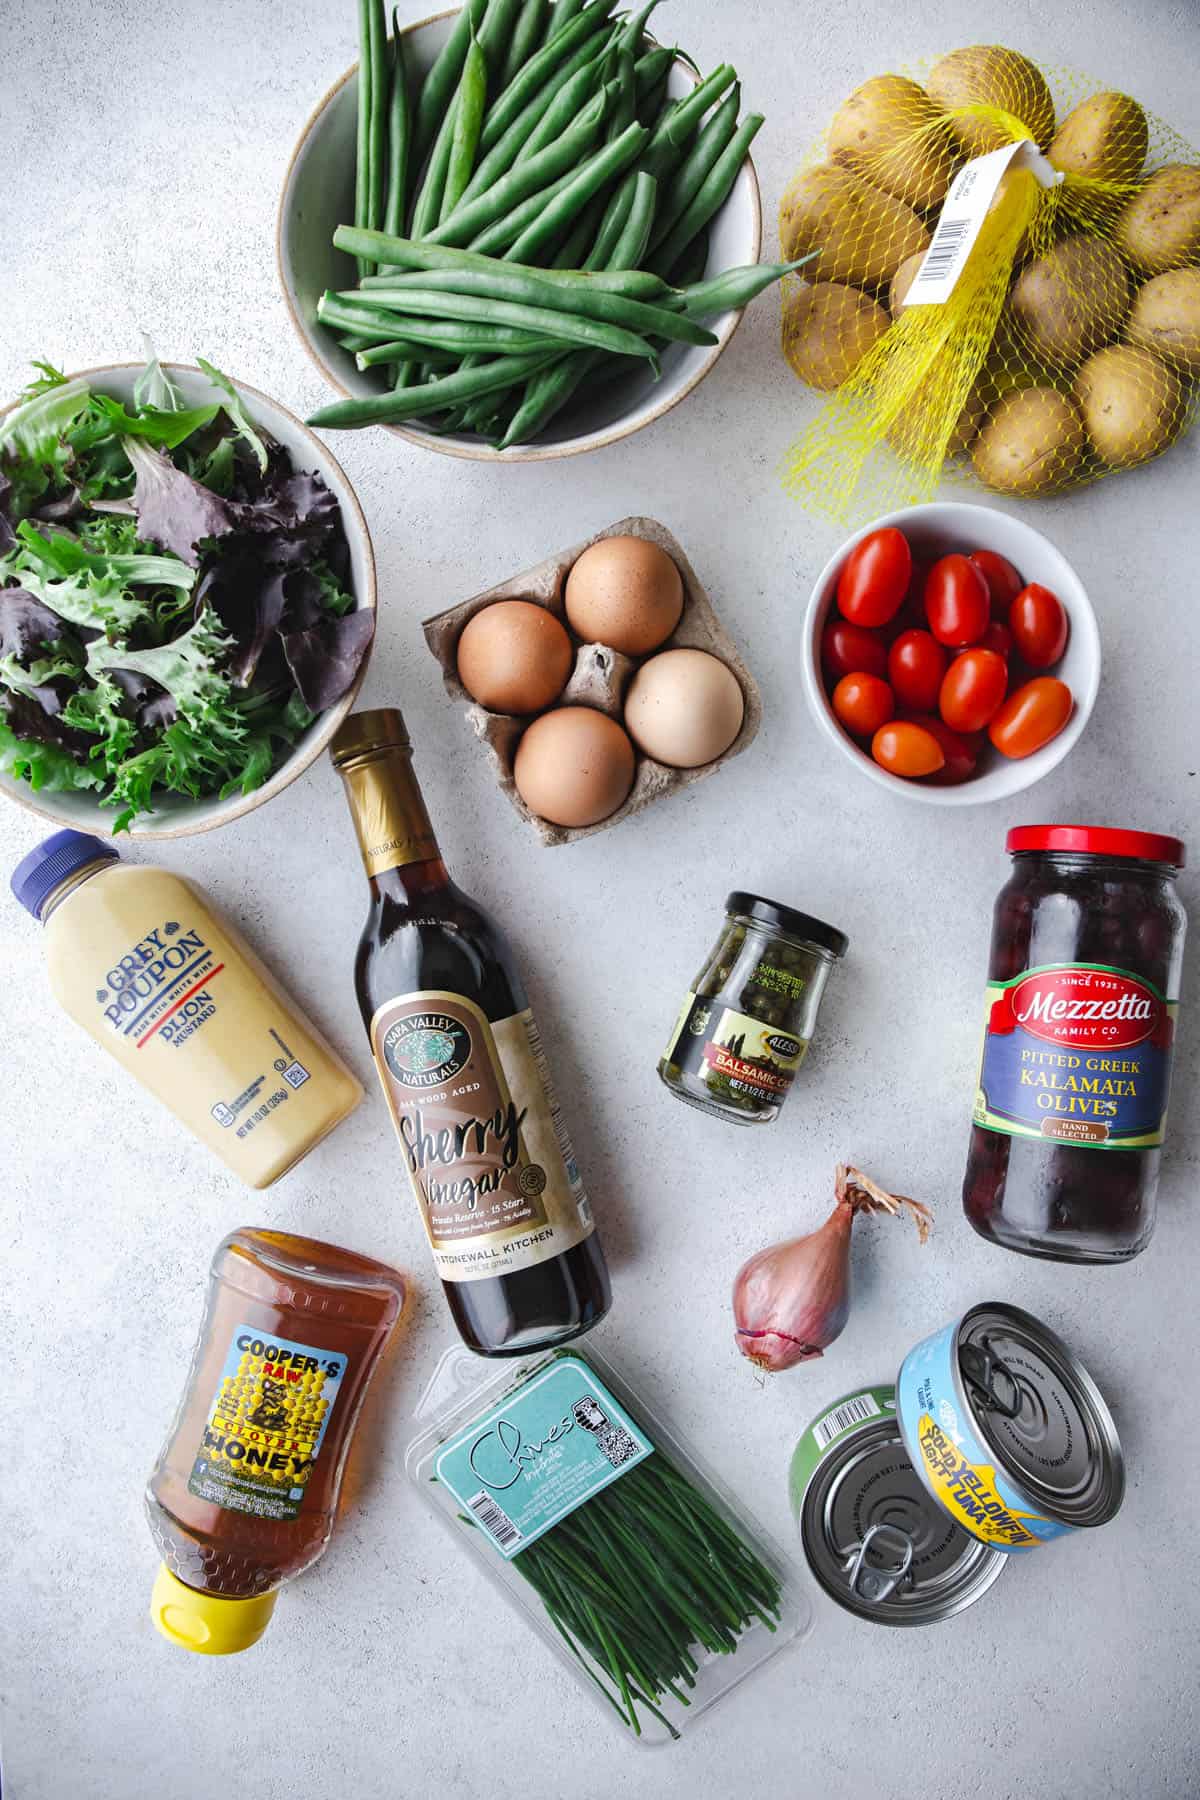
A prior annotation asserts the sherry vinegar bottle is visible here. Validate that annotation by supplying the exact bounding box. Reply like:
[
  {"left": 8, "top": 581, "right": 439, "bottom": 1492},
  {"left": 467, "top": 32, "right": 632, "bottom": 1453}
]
[{"left": 331, "top": 708, "right": 611, "bottom": 1357}]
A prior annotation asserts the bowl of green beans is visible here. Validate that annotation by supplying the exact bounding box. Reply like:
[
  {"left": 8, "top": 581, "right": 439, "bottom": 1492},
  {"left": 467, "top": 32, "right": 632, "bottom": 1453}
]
[{"left": 278, "top": 2, "right": 779, "bottom": 460}]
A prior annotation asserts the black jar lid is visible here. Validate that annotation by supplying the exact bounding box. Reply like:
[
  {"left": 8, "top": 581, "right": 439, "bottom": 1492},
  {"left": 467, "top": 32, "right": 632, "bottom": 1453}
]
[{"left": 726, "top": 892, "right": 849, "bottom": 958}]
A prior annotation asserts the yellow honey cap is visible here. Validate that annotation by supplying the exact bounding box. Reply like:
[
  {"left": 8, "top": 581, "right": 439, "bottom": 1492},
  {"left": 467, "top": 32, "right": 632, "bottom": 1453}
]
[{"left": 150, "top": 1565, "right": 278, "bottom": 1655}]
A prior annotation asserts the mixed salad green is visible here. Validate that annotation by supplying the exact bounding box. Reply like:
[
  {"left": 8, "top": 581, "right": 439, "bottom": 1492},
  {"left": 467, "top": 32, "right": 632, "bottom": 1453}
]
[{"left": 0, "top": 354, "right": 373, "bottom": 829}]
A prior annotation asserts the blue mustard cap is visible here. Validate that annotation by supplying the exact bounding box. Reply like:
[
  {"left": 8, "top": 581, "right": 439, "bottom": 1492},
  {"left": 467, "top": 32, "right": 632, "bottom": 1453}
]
[{"left": 11, "top": 828, "right": 119, "bottom": 920}]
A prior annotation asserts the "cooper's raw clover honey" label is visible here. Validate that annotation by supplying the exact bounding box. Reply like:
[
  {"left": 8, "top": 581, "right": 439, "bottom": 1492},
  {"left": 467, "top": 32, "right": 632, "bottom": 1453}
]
[{"left": 187, "top": 1327, "right": 348, "bottom": 1520}]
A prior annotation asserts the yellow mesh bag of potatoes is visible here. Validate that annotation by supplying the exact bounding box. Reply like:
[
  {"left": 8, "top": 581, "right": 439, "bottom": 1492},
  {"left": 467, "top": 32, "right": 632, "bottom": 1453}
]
[{"left": 779, "top": 47, "right": 1200, "bottom": 517}]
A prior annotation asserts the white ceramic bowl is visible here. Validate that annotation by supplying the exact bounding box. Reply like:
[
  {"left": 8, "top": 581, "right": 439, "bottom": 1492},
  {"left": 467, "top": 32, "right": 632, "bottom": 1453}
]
[
  {"left": 0, "top": 362, "right": 376, "bottom": 839},
  {"left": 278, "top": 9, "right": 762, "bottom": 461},
  {"left": 802, "top": 501, "right": 1100, "bottom": 807}
]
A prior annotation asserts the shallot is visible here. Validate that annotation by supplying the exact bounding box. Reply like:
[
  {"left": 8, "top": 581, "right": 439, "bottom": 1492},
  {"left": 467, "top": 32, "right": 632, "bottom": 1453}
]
[{"left": 733, "top": 1164, "right": 932, "bottom": 1372}]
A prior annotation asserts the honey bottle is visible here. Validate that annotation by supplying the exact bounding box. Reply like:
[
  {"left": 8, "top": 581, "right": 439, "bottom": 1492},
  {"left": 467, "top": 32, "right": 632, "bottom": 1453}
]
[{"left": 147, "top": 1229, "right": 404, "bottom": 1654}]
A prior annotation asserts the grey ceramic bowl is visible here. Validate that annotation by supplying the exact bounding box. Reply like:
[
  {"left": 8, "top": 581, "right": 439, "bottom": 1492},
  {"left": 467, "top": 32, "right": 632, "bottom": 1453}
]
[
  {"left": 0, "top": 363, "right": 376, "bottom": 839},
  {"left": 278, "top": 9, "right": 763, "bottom": 461}
]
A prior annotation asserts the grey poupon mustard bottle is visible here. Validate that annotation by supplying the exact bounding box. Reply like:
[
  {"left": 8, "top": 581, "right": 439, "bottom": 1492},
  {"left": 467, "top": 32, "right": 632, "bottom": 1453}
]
[
  {"left": 331, "top": 707, "right": 611, "bottom": 1358},
  {"left": 11, "top": 830, "right": 362, "bottom": 1187}
]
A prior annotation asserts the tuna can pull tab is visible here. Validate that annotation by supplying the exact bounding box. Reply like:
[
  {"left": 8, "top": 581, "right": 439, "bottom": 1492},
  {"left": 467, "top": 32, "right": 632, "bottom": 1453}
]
[
  {"left": 961, "top": 1338, "right": 1022, "bottom": 1419},
  {"left": 843, "top": 1523, "right": 914, "bottom": 1607}
]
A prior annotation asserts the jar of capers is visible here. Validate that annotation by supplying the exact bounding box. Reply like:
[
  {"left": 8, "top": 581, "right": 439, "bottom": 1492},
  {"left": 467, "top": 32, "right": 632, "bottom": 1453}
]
[{"left": 658, "top": 893, "right": 848, "bottom": 1125}]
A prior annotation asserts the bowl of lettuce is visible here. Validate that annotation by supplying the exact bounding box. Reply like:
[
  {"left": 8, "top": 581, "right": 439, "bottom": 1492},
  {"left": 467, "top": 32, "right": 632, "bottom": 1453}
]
[{"left": 0, "top": 355, "right": 376, "bottom": 835}]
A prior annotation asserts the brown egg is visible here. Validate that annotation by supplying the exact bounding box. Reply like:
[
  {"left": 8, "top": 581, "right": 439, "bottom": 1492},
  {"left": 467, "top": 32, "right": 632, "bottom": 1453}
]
[
  {"left": 564, "top": 535, "right": 684, "bottom": 655},
  {"left": 624, "top": 648, "right": 744, "bottom": 769},
  {"left": 513, "top": 707, "right": 636, "bottom": 828},
  {"left": 456, "top": 601, "right": 572, "bottom": 714}
]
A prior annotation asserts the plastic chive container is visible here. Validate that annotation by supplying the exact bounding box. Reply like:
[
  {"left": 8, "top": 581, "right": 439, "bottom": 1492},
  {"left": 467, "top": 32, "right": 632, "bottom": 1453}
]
[{"left": 407, "top": 1342, "right": 810, "bottom": 1744}]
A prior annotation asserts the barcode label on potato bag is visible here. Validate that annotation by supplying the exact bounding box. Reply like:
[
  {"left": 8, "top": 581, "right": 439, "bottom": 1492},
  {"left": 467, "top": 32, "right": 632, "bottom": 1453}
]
[{"left": 906, "top": 139, "right": 1061, "bottom": 307}]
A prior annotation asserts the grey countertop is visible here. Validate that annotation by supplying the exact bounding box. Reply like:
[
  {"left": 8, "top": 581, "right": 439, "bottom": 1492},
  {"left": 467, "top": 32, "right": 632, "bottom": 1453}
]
[{"left": 1, "top": 1, "right": 1198, "bottom": 1796}]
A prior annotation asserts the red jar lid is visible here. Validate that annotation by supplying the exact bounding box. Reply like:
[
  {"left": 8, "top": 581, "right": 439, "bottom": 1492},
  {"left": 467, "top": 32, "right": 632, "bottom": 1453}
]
[{"left": 1007, "top": 825, "right": 1186, "bottom": 868}]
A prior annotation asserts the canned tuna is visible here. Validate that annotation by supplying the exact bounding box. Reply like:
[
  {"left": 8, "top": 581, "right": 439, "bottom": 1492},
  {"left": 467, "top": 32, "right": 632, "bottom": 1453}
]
[
  {"left": 790, "top": 1384, "right": 1006, "bottom": 1624},
  {"left": 897, "top": 1303, "right": 1124, "bottom": 1552}
]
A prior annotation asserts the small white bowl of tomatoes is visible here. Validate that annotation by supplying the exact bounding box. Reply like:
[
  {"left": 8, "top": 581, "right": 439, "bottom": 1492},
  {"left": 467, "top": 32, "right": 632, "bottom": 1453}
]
[{"left": 803, "top": 502, "right": 1100, "bottom": 806}]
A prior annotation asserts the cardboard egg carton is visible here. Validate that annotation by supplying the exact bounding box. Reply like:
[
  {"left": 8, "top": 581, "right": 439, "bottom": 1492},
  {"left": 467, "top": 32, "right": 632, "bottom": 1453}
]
[{"left": 422, "top": 516, "right": 763, "bottom": 845}]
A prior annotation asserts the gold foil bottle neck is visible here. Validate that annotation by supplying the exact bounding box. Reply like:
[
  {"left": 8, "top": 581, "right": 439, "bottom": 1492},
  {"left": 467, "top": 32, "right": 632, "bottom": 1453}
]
[
  {"left": 330, "top": 707, "right": 412, "bottom": 768},
  {"left": 333, "top": 710, "right": 440, "bottom": 878}
]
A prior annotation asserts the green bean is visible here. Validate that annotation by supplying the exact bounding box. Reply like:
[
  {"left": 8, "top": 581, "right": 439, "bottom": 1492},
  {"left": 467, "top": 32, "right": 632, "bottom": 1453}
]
[
  {"left": 358, "top": 340, "right": 460, "bottom": 370},
  {"left": 649, "top": 82, "right": 739, "bottom": 250},
  {"left": 611, "top": 166, "right": 658, "bottom": 268},
  {"left": 478, "top": 6, "right": 615, "bottom": 154},
  {"left": 336, "top": 329, "right": 375, "bottom": 353},
  {"left": 616, "top": 0, "right": 658, "bottom": 56},
  {"left": 651, "top": 113, "right": 763, "bottom": 274},
  {"left": 441, "top": 30, "right": 488, "bottom": 220},
  {"left": 664, "top": 224, "right": 709, "bottom": 289},
  {"left": 413, "top": 0, "right": 487, "bottom": 162},
  {"left": 514, "top": 36, "right": 614, "bottom": 165},
  {"left": 357, "top": 321, "right": 553, "bottom": 364},
  {"left": 606, "top": 48, "right": 636, "bottom": 141},
  {"left": 507, "top": 119, "right": 648, "bottom": 263},
  {"left": 366, "top": 0, "right": 388, "bottom": 238},
  {"left": 425, "top": 85, "right": 607, "bottom": 248},
  {"left": 545, "top": 0, "right": 587, "bottom": 39},
  {"left": 450, "top": 32, "right": 607, "bottom": 210},
  {"left": 679, "top": 258, "right": 814, "bottom": 317},
  {"left": 552, "top": 194, "right": 608, "bottom": 267},
  {"left": 354, "top": 0, "right": 374, "bottom": 273},
  {"left": 658, "top": 63, "right": 737, "bottom": 150},
  {"left": 469, "top": 165, "right": 580, "bottom": 256},
  {"left": 410, "top": 92, "right": 458, "bottom": 238},
  {"left": 383, "top": 12, "right": 412, "bottom": 237},
  {"left": 348, "top": 267, "right": 715, "bottom": 347},
  {"left": 634, "top": 44, "right": 674, "bottom": 105},
  {"left": 339, "top": 226, "right": 668, "bottom": 295},
  {"left": 476, "top": 0, "right": 523, "bottom": 78},
  {"left": 584, "top": 172, "right": 636, "bottom": 268},
  {"left": 307, "top": 348, "right": 567, "bottom": 428},
  {"left": 326, "top": 287, "right": 660, "bottom": 362},
  {"left": 499, "top": 171, "right": 658, "bottom": 447},
  {"left": 500, "top": 0, "right": 548, "bottom": 89}
]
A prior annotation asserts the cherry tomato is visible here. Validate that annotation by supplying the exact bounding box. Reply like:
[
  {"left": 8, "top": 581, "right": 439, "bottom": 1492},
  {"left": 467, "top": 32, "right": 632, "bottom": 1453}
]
[
  {"left": 871, "top": 719, "right": 945, "bottom": 778},
  {"left": 924, "top": 554, "right": 991, "bottom": 647},
  {"left": 904, "top": 714, "right": 980, "bottom": 785},
  {"left": 977, "top": 620, "right": 1014, "bottom": 658},
  {"left": 969, "top": 549, "right": 1024, "bottom": 616},
  {"left": 837, "top": 527, "right": 912, "bottom": 628},
  {"left": 821, "top": 619, "right": 888, "bottom": 681},
  {"left": 1008, "top": 583, "right": 1069, "bottom": 669},
  {"left": 888, "top": 629, "right": 947, "bottom": 712},
  {"left": 832, "top": 671, "right": 895, "bottom": 737},
  {"left": 939, "top": 647, "right": 1009, "bottom": 733},
  {"left": 988, "top": 676, "right": 1074, "bottom": 758}
]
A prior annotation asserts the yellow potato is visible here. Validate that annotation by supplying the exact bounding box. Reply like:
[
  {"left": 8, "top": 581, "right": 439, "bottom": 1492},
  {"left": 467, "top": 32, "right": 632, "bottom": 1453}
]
[
  {"left": 828, "top": 75, "right": 960, "bottom": 212},
  {"left": 1008, "top": 234, "right": 1132, "bottom": 366},
  {"left": 1117, "top": 165, "right": 1200, "bottom": 274},
  {"left": 1073, "top": 343, "right": 1185, "bottom": 466},
  {"left": 782, "top": 282, "right": 891, "bottom": 389},
  {"left": 971, "top": 387, "right": 1086, "bottom": 493},
  {"left": 889, "top": 249, "right": 927, "bottom": 314},
  {"left": 1049, "top": 91, "right": 1148, "bottom": 183},
  {"left": 927, "top": 46, "right": 1055, "bottom": 154},
  {"left": 1126, "top": 268, "right": 1200, "bottom": 373},
  {"left": 779, "top": 163, "right": 929, "bottom": 290}
]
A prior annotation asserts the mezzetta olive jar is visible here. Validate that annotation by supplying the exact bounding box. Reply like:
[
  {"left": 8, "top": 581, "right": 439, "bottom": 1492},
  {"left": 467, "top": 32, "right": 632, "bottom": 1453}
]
[
  {"left": 964, "top": 826, "right": 1187, "bottom": 1264},
  {"left": 659, "top": 893, "right": 847, "bottom": 1125}
]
